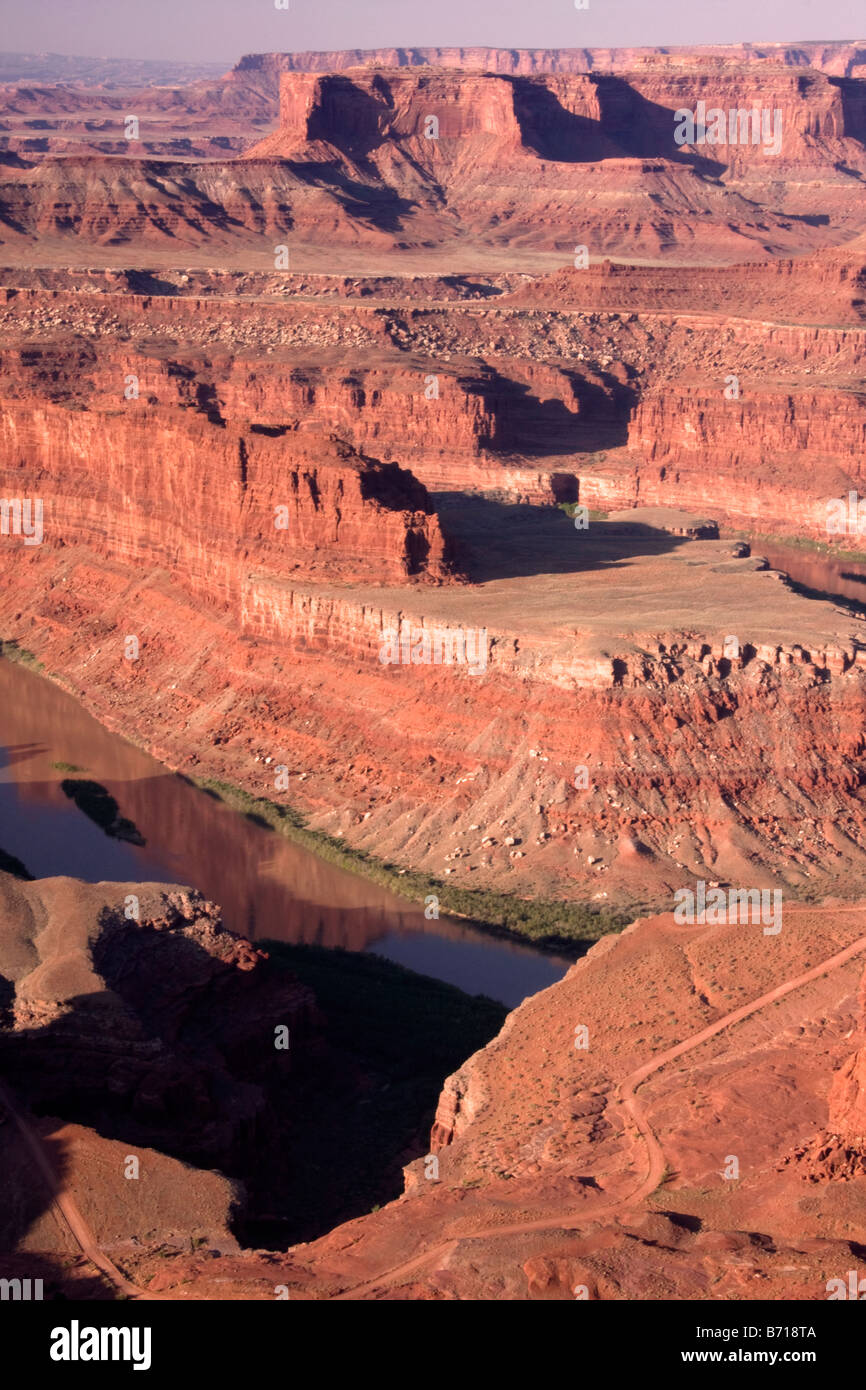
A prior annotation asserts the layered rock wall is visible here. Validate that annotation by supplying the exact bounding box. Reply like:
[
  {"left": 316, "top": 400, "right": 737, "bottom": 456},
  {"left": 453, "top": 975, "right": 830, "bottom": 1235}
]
[
  {"left": 252, "top": 66, "right": 866, "bottom": 172},
  {"left": 229, "top": 44, "right": 866, "bottom": 85},
  {"left": 0, "top": 407, "right": 455, "bottom": 593}
]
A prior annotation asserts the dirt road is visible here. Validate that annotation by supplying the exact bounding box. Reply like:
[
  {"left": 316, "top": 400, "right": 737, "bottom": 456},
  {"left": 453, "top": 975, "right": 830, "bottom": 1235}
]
[
  {"left": 335, "top": 925, "right": 866, "bottom": 1299},
  {"left": 6, "top": 924, "right": 865, "bottom": 1302},
  {"left": 0, "top": 1077, "right": 143, "bottom": 1299}
]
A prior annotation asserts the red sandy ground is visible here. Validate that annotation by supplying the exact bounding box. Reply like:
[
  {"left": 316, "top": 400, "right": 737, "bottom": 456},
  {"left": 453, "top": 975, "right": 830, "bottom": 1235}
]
[{"left": 9, "top": 899, "right": 865, "bottom": 1301}]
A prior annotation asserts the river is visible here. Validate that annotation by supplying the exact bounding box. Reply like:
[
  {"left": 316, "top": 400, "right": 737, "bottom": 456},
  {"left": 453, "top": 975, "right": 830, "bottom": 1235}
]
[
  {"left": 0, "top": 658, "right": 572, "bottom": 1006},
  {"left": 754, "top": 541, "right": 866, "bottom": 611},
  {"left": 2, "top": 538, "right": 858, "bottom": 1008}
]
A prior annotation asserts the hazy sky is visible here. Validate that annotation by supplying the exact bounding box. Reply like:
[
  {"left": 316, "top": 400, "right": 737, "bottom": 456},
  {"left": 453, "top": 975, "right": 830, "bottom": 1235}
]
[{"left": 0, "top": 0, "right": 862, "bottom": 65}]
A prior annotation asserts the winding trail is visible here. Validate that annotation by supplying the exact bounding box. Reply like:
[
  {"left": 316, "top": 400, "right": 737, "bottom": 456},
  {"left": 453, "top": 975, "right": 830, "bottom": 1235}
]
[
  {"left": 335, "top": 925, "right": 866, "bottom": 1299},
  {"left": 0, "top": 1077, "right": 144, "bottom": 1299},
  {"left": 4, "top": 924, "right": 866, "bottom": 1302}
]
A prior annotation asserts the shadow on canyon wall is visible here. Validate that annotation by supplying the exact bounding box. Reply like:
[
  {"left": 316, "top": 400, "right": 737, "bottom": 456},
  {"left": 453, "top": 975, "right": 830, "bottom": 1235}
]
[
  {"left": 0, "top": 911, "right": 505, "bottom": 1286},
  {"left": 463, "top": 365, "right": 635, "bottom": 459},
  {"left": 435, "top": 495, "right": 690, "bottom": 582},
  {"left": 297, "top": 69, "right": 733, "bottom": 176},
  {"left": 832, "top": 77, "right": 866, "bottom": 150},
  {"left": 510, "top": 74, "right": 728, "bottom": 173},
  {"left": 287, "top": 156, "right": 421, "bottom": 234}
]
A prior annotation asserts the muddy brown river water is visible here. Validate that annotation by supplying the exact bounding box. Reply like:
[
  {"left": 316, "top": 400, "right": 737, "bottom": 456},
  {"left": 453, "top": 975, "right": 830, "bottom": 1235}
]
[
  {"left": 0, "top": 658, "right": 573, "bottom": 1006},
  {"left": 754, "top": 542, "right": 866, "bottom": 610}
]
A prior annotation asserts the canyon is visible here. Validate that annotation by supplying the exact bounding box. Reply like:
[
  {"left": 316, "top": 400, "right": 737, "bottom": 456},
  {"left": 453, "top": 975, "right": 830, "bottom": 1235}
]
[
  {"left": 1, "top": 40, "right": 865, "bottom": 1303},
  {"left": 3, "top": 46, "right": 866, "bottom": 262},
  {"left": 5, "top": 878, "right": 866, "bottom": 1301}
]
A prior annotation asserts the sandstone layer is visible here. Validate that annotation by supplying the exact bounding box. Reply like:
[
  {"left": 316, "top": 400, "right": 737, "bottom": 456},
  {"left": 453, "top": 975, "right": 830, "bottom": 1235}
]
[
  {"left": 5, "top": 44, "right": 866, "bottom": 162},
  {"left": 11, "top": 894, "right": 861, "bottom": 1301},
  {"left": 1, "top": 245, "right": 864, "bottom": 540},
  {"left": 0, "top": 244, "right": 865, "bottom": 911},
  {"left": 3, "top": 53, "right": 866, "bottom": 262},
  {"left": 1, "top": 509, "right": 866, "bottom": 914},
  {"left": 232, "top": 44, "right": 866, "bottom": 81}
]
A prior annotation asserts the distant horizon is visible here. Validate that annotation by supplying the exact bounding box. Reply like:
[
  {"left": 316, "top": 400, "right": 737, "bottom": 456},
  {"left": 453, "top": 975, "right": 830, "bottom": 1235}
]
[
  {"left": 2, "top": 35, "right": 865, "bottom": 71},
  {"left": 0, "top": 0, "right": 863, "bottom": 67}
]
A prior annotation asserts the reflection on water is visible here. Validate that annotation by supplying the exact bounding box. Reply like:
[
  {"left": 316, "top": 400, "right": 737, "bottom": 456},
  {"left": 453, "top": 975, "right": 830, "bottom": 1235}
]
[
  {"left": 756, "top": 543, "right": 866, "bottom": 611},
  {"left": 0, "top": 660, "right": 571, "bottom": 1005}
]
